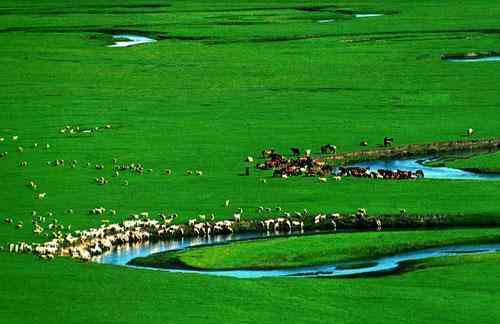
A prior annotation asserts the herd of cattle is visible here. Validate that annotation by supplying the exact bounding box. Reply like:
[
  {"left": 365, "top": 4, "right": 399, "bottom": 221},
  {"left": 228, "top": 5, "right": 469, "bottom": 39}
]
[
  {"left": 257, "top": 148, "right": 424, "bottom": 180},
  {"left": 337, "top": 167, "right": 424, "bottom": 180}
]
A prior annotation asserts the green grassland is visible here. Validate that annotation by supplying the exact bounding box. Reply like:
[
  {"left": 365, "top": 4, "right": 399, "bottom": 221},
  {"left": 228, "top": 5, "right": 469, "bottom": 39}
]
[
  {"left": 442, "top": 151, "right": 500, "bottom": 173},
  {"left": 131, "top": 228, "right": 500, "bottom": 269},
  {"left": 2, "top": 251, "right": 500, "bottom": 324},
  {"left": 1, "top": 0, "right": 500, "bottom": 323}
]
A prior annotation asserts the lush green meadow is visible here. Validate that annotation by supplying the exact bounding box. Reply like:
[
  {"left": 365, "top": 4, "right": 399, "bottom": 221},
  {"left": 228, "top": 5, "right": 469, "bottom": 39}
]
[
  {"left": 2, "top": 251, "right": 500, "bottom": 324},
  {"left": 444, "top": 151, "right": 500, "bottom": 173},
  {"left": 1, "top": 0, "right": 500, "bottom": 323}
]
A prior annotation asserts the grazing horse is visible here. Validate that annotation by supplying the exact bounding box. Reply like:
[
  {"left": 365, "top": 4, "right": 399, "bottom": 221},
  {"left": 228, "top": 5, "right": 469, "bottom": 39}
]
[
  {"left": 383, "top": 137, "right": 394, "bottom": 147},
  {"left": 291, "top": 147, "right": 300, "bottom": 156},
  {"left": 320, "top": 144, "right": 337, "bottom": 154}
]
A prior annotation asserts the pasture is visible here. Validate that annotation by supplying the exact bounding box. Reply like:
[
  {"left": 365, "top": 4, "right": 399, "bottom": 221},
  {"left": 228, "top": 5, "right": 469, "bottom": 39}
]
[{"left": 1, "top": 0, "right": 500, "bottom": 323}]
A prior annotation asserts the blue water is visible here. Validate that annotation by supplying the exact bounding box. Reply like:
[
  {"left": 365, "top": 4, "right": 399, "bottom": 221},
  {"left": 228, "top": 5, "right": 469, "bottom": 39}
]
[
  {"left": 108, "top": 34, "right": 156, "bottom": 48},
  {"left": 351, "top": 158, "right": 500, "bottom": 180},
  {"left": 447, "top": 56, "right": 500, "bottom": 62}
]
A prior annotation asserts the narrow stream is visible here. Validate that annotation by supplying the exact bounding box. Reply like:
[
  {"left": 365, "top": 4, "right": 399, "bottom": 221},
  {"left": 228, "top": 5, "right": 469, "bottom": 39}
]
[
  {"left": 94, "top": 232, "right": 500, "bottom": 278},
  {"left": 108, "top": 34, "right": 157, "bottom": 48},
  {"left": 446, "top": 56, "right": 500, "bottom": 62}
]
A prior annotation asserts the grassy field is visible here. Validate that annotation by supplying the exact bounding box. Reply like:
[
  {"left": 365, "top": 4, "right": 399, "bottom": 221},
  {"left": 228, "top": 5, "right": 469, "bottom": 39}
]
[
  {"left": 439, "top": 151, "right": 500, "bottom": 173},
  {"left": 1, "top": 0, "right": 500, "bottom": 322},
  {"left": 131, "top": 228, "right": 500, "bottom": 269},
  {"left": 2, "top": 251, "right": 500, "bottom": 324}
]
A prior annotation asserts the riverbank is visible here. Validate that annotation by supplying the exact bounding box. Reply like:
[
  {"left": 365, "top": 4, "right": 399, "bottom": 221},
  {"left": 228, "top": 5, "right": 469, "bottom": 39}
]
[{"left": 328, "top": 138, "right": 500, "bottom": 165}]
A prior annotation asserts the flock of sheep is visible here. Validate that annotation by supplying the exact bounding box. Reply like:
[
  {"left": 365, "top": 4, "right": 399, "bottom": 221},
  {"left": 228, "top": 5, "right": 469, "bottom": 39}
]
[{"left": 5, "top": 206, "right": 386, "bottom": 261}]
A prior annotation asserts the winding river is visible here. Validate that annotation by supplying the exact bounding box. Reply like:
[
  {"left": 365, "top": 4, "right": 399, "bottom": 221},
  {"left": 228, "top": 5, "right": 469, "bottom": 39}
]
[
  {"left": 446, "top": 56, "right": 500, "bottom": 62},
  {"left": 94, "top": 231, "right": 500, "bottom": 278},
  {"left": 94, "top": 156, "right": 500, "bottom": 278},
  {"left": 108, "top": 34, "right": 157, "bottom": 48}
]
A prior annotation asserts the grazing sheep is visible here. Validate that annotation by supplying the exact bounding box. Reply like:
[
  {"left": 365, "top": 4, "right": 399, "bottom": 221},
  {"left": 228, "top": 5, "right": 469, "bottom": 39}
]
[
  {"left": 245, "top": 156, "right": 254, "bottom": 163},
  {"left": 0, "top": 152, "right": 7, "bottom": 158},
  {"left": 4, "top": 218, "right": 13, "bottom": 224},
  {"left": 319, "top": 177, "right": 327, "bottom": 183},
  {"left": 37, "top": 192, "right": 47, "bottom": 200},
  {"left": 12, "top": 136, "right": 18, "bottom": 141},
  {"left": 260, "top": 179, "right": 267, "bottom": 184},
  {"left": 28, "top": 181, "right": 37, "bottom": 190},
  {"left": 0, "top": 137, "right": 4, "bottom": 142},
  {"left": 16, "top": 222, "right": 24, "bottom": 229},
  {"left": 233, "top": 213, "right": 241, "bottom": 222},
  {"left": 195, "top": 170, "right": 203, "bottom": 176},
  {"left": 314, "top": 214, "right": 327, "bottom": 224},
  {"left": 333, "top": 176, "right": 341, "bottom": 181},
  {"left": 45, "top": 144, "right": 50, "bottom": 149},
  {"left": 467, "top": 128, "right": 474, "bottom": 137},
  {"left": 123, "top": 180, "right": 129, "bottom": 186},
  {"left": 186, "top": 170, "right": 193, "bottom": 175},
  {"left": 305, "top": 149, "right": 311, "bottom": 157},
  {"left": 165, "top": 169, "right": 172, "bottom": 175},
  {"left": 95, "top": 177, "right": 108, "bottom": 185},
  {"left": 89, "top": 207, "right": 106, "bottom": 215},
  {"left": 291, "top": 220, "right": 304, "bottom": 231}
]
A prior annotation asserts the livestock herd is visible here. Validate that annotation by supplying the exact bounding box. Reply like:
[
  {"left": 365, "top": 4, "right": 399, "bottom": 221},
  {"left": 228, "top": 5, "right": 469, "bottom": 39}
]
[
  {"left": 6, "top": 216, "right": 237, "bottom": 260},
  {"left": 337, "top": 167, "right": 424, "bottom": 180},
  {"left": 5, "top": 207, "right": 387, "bottom": 261},
  {"left": 1, "top": 131, "right": 479, "bottom": 265},
  {"left": 257, "top": 149, "right": 425, "bottom": 180}
]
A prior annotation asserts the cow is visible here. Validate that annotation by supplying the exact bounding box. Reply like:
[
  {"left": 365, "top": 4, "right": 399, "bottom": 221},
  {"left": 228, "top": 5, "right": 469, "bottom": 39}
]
[
  {"left": 320, "top": 144, "right": 337, "bottom": 154},
  {"left": 261, "top": 148, "right": 275, "bottom": 158},
  {"left": 291, "top": 147, "right": 300, "bottom": 156},
  {"left": 383, "top": 137, "right": 394, "bottom": 147}
]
